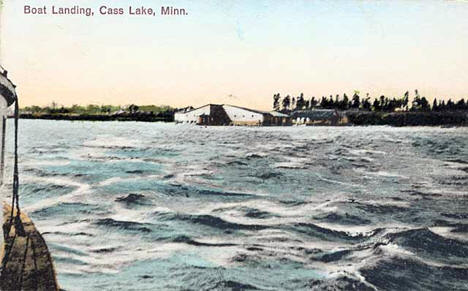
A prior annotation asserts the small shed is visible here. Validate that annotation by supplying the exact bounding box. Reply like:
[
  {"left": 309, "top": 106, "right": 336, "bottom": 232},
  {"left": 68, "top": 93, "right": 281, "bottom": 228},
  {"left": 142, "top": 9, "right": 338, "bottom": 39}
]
[{"left": 291, "top": 109, "right": 342, "bottom": 125}]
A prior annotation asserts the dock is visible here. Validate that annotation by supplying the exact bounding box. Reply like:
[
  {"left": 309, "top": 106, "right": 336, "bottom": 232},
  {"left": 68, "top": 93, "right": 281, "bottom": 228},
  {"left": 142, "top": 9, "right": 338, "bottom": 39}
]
[{"left": 0, "top": 204, "right": 59, "bottom": 290}]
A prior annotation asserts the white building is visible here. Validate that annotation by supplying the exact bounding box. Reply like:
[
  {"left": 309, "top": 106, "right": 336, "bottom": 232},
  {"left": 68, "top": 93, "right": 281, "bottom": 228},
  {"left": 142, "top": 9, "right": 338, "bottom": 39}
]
[
  {"left": 222, "top": 105, "right": 265, "bottom": 125},
  {"left": 174, "top": 104, "right": 290, "bottom": 126},
  {"left": 174, "top": 104, "right": 212, "bottom": 124}
]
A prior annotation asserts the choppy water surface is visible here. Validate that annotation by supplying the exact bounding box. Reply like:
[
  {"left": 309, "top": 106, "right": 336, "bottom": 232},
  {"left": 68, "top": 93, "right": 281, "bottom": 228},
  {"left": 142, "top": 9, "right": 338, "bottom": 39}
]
[{"left": 5, "top": 120, "right": 468, "bottom": 290}]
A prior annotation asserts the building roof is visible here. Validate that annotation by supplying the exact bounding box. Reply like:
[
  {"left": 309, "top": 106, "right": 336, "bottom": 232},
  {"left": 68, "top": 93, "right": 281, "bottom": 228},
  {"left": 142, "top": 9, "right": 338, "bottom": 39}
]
[
  {"left": 269, "top": 111, "right": 289, "bottom": 117},
  {"left": 176, "top": 104, "right": 212, "bottom": 114},
  {"left": 222, "top": 104, "right": 268, "bottom": 115},
  {"left": 177, "top": 104, "right": 295, "bottom": 118},
  {"left": 180, "top": 104, "right": 270, "bottom": 116}
]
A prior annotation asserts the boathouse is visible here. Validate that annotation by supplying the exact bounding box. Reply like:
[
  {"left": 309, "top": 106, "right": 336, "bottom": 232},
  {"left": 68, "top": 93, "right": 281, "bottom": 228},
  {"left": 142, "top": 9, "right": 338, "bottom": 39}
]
[{"left": 174, "top": 104, "right": 290, "bottom": 126}]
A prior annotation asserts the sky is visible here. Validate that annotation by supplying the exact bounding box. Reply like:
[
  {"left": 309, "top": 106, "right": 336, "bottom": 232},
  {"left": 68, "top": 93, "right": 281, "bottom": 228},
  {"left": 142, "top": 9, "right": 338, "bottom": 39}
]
[{"left": 1, "top": 0, "right": 468, "bottom": 109}]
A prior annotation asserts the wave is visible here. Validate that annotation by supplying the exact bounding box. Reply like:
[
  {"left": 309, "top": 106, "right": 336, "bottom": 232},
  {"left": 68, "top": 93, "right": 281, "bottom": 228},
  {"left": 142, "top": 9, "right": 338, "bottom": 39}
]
[
  {"left": 156, "top": 213, "right": 269, "bottom": 232},
  {"left": 361, "top": 256, "right": 468, "bottom": 291},
  {"left": 212, "top": 206, "right": 278, "bottom": 219},
  {"left": 162, "top": 184, "right": 258, "bottom": 199},
  {"left": 90, "top": 247, "right": 118, "bottom": 253},
  {"left": 115, "top": 193, "right": 148, "bottom": 205},
  {"left": 354, "top": 202, "right": 412, "bottom": 216},
  {"left": 274, "top": 162, "right": 307, "bottom": 169},
  {"left": 451, "top": 224, "right": 468, "bottom": 233},
  {"left": 242, "top": 207, "right": 278, "bottom": 219},
  {"left": 317, "top": 249, "right": 352, "bottom": 263},
  {"left": 42, "top": 231, "right": 94, "bottom": 237},
  {"left": 32, "top": 202, "right": 105, "bottom": 218},
  {"left": 169, "top": 235, "right": 237, "bottom": 247},
  {"left": 313, "top": 212, "right": 372, "bottom": 226},
  {"left": 386, "top": 228, "right": 468, "bottom": 263},
  {"left": 289, "top": 222, "right": 381, "bottom": 242},
  {"left": 94, "top": 218, "right": 153, "bottom": 233},
  {"left": 254, "top": 171, "right": 283, "bottom": 180},
  {"left": 202, "top": 280, "right": 261, "bottom": 290},
  {"left": 441, "top": 212, "right": 468, "bottom": 219},
  {"left": 53, "top": 256, "right": 89, "bottom": 266},
  {"left": 226, "top": 160, "right": 248, "bottom": 166},
  {"left": 307, "top": 274, "right": 375, "bottom": 291},
  {"left": 246, "top": 153, "right": 266, "bottom": 159}
]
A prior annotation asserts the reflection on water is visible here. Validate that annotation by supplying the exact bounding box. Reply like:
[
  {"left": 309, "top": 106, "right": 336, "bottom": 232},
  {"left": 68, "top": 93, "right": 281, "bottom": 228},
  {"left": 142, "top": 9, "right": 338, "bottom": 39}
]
[{"left": 5, "top": 120, "right": 468, "bottom": 290}]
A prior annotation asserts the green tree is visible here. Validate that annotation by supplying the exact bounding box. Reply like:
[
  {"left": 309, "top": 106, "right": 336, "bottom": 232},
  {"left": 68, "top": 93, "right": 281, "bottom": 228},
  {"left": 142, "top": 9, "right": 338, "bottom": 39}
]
[
  {"left": 420, "top": 97, "right": 430, "bottom": 111},
  {"left": 432, "top": 98, "right": 438, "bottom": 111},
  {"left": 295, "top": 93, "right": 305, "bottom": 110},
  {"left": 403, "top": 91, "right": 409, "bottom": 111},
  {"left": 351, "top": 92, "right": 360, "bottom": 109},
  {"left": 282, "top": 95, "right": 291, "bottom": 111},
  {"left": 310, "top": 97, "right": 318, "bottom": 108},
  {"left": 362, "top": 97, "right": 371, "bottom": 111},
  {"left": 373, "top": 99, "right": 381, "bottom": 111},
  {"left": 273, "top": 93, "right": 281, "bottom": 111},
  {"left": 128, "top": 104, "right": 139, "bottom": 114}
]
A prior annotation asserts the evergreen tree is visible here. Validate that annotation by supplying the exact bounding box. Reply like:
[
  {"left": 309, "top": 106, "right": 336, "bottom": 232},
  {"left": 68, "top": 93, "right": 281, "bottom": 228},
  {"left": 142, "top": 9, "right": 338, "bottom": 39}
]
[
  {"left": 273, "top": 93, "right": 281, "bottom": 111},
  {"left": 380, "top": 95, "right": 386, "bottom": 108},
  {"left": 351, "top": 92, "right": 360, "bottom": 109},
  {"left": 447, "top": 99, "right": 455, "bottom": 111},
  {"left": 420, "top": 97, "right": 430, "bottom": 111},
  {"left": 440, "top": 100, "right": 446, "bottom": 111},
  {"left": 373, "top": 99, "right": 381, "bottom": 111},
  {"left": 362, "top": 98, "right": 371, "bottom": 111},
  {"left": 341, "top": 94, "right": 349, "bottom": 110},
  {"left": 310, "top": 97, "right": 318, "bottom": 108},
  {"left": 282, "top": 95, "right": 291, "bottom": 111},
  {"left": 456, "top": 99, "right": 466, "bottom": 110},
  {"left": 411, "top": 96, "right": 420, "bottom": 111},
  {"left": 320, "top": 96, "right": 327, "bottom": 108},
  {"left": 403, "top": 91, "right": 409, "bottom": 111},
  {"left": 432, "top": 98, "right": 438, "bottom": 111},
  {"left": 296, "top": 93, "right": 305, "bottom": 110}
]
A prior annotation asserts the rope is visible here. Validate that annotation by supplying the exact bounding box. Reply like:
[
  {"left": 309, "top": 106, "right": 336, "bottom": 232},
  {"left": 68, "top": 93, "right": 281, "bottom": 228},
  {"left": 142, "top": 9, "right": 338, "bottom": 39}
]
[
  {"left": 8, "top": 100, "right": 21, "bottom": 229},
  {"left": 0, "top": 116, "right": 6, "bottom": 186},
  {"left": 13, "top": 99, "right": 20, "bottom": 216}
]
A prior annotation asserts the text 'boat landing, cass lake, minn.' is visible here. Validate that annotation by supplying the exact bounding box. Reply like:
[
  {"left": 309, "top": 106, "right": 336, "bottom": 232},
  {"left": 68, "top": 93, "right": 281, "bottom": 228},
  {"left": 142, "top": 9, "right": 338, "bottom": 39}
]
[{"left": 23, "top": 6, "right": 188, "bottom": 17}]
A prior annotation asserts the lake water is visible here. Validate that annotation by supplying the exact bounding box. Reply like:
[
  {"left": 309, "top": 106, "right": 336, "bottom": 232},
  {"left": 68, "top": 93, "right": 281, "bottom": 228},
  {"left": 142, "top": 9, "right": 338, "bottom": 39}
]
[{"left": 4, "top": 120, "right": 468, "bottom": 290}]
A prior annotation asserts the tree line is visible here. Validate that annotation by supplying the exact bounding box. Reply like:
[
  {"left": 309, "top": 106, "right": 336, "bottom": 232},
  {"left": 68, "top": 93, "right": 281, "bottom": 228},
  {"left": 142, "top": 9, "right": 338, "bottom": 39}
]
[
  {"left": 272, "top": 90, "right": 468, "bottom": 113},
  {"left": 22, "top": 103, "right": 174, "bottom": 115}
]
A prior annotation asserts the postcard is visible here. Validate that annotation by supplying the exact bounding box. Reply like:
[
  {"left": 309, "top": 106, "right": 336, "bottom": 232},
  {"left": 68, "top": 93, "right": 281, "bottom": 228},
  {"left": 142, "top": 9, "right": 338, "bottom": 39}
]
[{"left": 0, "top": 1, "right": 467, "bottom": 290}]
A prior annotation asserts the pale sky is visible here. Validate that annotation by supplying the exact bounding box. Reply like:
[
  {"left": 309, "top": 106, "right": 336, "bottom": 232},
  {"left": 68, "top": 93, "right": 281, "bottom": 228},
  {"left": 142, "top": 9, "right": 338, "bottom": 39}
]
[{"left": 1, "top": 0, "right": 468, "bottom": 109}]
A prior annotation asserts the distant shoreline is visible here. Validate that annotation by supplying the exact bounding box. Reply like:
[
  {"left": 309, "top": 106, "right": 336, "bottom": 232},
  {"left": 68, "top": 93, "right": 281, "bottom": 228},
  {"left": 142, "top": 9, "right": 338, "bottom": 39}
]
[
  {"left": 17, "top": 111, "right": 468, "bottom": 126},
  {"left": 18, "top": 113, "right": 174, "bottom": 122}
]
